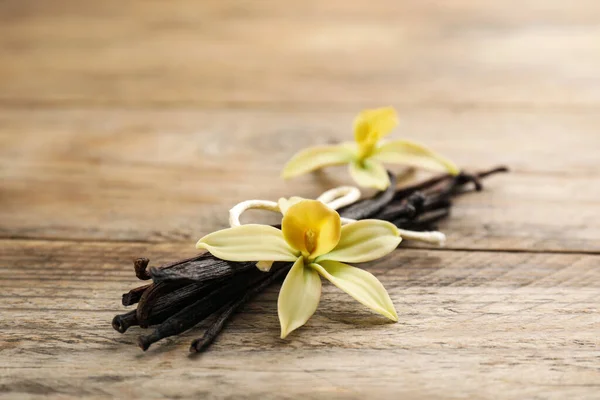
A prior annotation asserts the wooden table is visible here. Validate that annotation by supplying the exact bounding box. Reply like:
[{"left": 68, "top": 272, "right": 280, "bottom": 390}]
[{"left": 1, "top": 1, "right": 599, "bottom": 399}]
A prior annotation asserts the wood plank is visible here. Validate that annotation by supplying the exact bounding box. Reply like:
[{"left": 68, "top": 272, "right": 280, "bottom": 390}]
[
  {"left": 1, "top": 239, "right": 599, "bottom": 399},
  {"left": 1, "top": 0, "right": 600, "bottom": 107},
  {"left": 2, "top": 1, "right": 598, "bottom": 398},
  {"left": 1, "top": 108, "right": 599, "bottom": 252}
]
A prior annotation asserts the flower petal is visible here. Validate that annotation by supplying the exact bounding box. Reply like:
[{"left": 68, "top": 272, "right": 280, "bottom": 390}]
[
  {"left": 348, "top": 159, "right": 390, "bottom": 190},
  {"left": 310, "top": 261, "right": 398, "bottom": 321},
  {"left": 282, "top": 200, "right": 341, "bottom": 259},
  {"left": 316, "top": 219, "right": 401, "bottom": 263},
  {"left": 196, "top": 224, "right": 299, "bottom": 262},
  {"left": 281, "top": 144, "right": 356, "bottom": 179},
  {"left": 372, "top": 139, "right": 460, "bottom": 175},
  {"left": 278, "top": 257, "right": 322, "bottom": 338},
  {"left": 255, "top": 260, "right": 274, "bottom": 272},
  {"left": 277, "top": 196, "right": 305, "bottom": 215},
  {"left": 353, "top": 107, "right": 398, "bottom": 145}
]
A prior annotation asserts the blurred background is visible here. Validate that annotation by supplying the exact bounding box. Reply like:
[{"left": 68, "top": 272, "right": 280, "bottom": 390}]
[{"left": 1, "top": 0, "right": 598, "bottom": 250}]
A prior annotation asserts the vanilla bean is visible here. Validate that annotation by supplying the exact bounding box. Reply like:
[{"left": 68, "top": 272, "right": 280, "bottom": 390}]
[
  {"left": 377, "top": 205, "right": 417, "bottom": 221},
  {"left": 389, "top": 166, "right": 507, "bottom": 201},
  {"left": 432, "top": 174, "right": 479, "bottom": 198},
  {"left": 392, "top": 175, "right": 452, "bottom": 200},
  {"left": 137, "top": 282, "right": 215, "bottom": 327},
  {"left": 439, "top": 166, "right": 509, "bottom": 197},
  {"left": 138, "top": 266, "right": 288, "bottom": 351},
  {"left": 460, "top": 173, "right": 483, "bottom": 191},
  {"left": 122, "top": 283, "right": 152, "bottom": 306},
  {"left": 190, "top": 264, "right": 290, "bottom": 353},
  {"left": 394, "top": 208, "right": 451, "bottom": 231},
  {"left": 453, "top": 167, "right": 508, "bottom": 194},
  {"left": 112, "top": 310, "right": 139, "bottom": 333},
  {"left": 150, "top": 254, "right": 256, "bottom": 284},
  {"left": 373, "top": 192, "right": 425, "bottom": 222},
  {"left": 338, "top": 172, "right": 396, "bottom": 220},
  {"left": 478, "top": 165, "right": 509, "bottom": 178},
  {"left": 379, "top": 166, "right": 508, "bottom": 221},
  {"left": 422, "top": 197, "right": 452, "bottom": 212},
  {"left": 155, "top": 254, "right": 211, "bottom": 270},
  {"left": 137, "top": 253, "right": 219, "bottom": 282},
  {"left": 133, "top": 258, "right": 151, "bottom": 280},
  {"left": 415, "top": 208, "right": 452, "bottom": 228},
  {"left": 136, "top": 282, "right": 188, "bottom": 327}
]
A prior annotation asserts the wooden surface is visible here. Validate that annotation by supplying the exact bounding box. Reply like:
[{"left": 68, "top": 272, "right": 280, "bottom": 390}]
[{"left": 0, "top": 1, "right": 599, "bottom": 399}]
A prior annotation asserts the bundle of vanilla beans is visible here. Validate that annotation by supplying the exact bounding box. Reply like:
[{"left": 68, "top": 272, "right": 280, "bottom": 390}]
[{"left": 112, "top": 166, "right": 507, "bottom": 353}]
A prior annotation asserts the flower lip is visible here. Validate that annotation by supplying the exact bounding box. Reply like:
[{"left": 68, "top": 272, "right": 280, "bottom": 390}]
[
  {"left": 281, "top": 199, "right": 341, "bottom": 260},
  {"left": 353, "top": 106, "right": 399, "bottom": 158}
]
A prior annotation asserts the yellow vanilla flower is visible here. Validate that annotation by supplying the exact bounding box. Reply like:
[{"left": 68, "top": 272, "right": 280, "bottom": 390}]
[
  {"left": 196, "top": 200, "right": 401, "bottom": 338},
  {"left": 282, "top": 107, "right": 459, "bottom": 190}
]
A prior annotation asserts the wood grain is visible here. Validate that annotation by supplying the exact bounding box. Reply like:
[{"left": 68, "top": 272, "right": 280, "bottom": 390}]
[
  {"left": 1, "top": 0, "right": 600, "bottom": 107},
  {"left": 1, "top": 240, "right": 599, "bottom": 399},
  {"left": 1, "top": 0, "right": 599, "bottom": 398},
  {"left": 1, "top": 109, "right": 599, "bottom": 251}
]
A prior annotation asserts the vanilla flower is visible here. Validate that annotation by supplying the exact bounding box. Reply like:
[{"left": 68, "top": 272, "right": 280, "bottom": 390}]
[
  {"left": 196, "top": 199, "right": 400, "bottom": 338},
  {"left": 282, "top": 107, "right": 459, "bottom": 190}
]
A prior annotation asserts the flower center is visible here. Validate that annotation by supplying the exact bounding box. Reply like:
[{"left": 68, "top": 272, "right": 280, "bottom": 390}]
[
  {"left": 304, "top": 229, "right": 317, "bottom": 256},
  {"left": 356, "top": 134, "right": 379, "bottom": 160}
]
